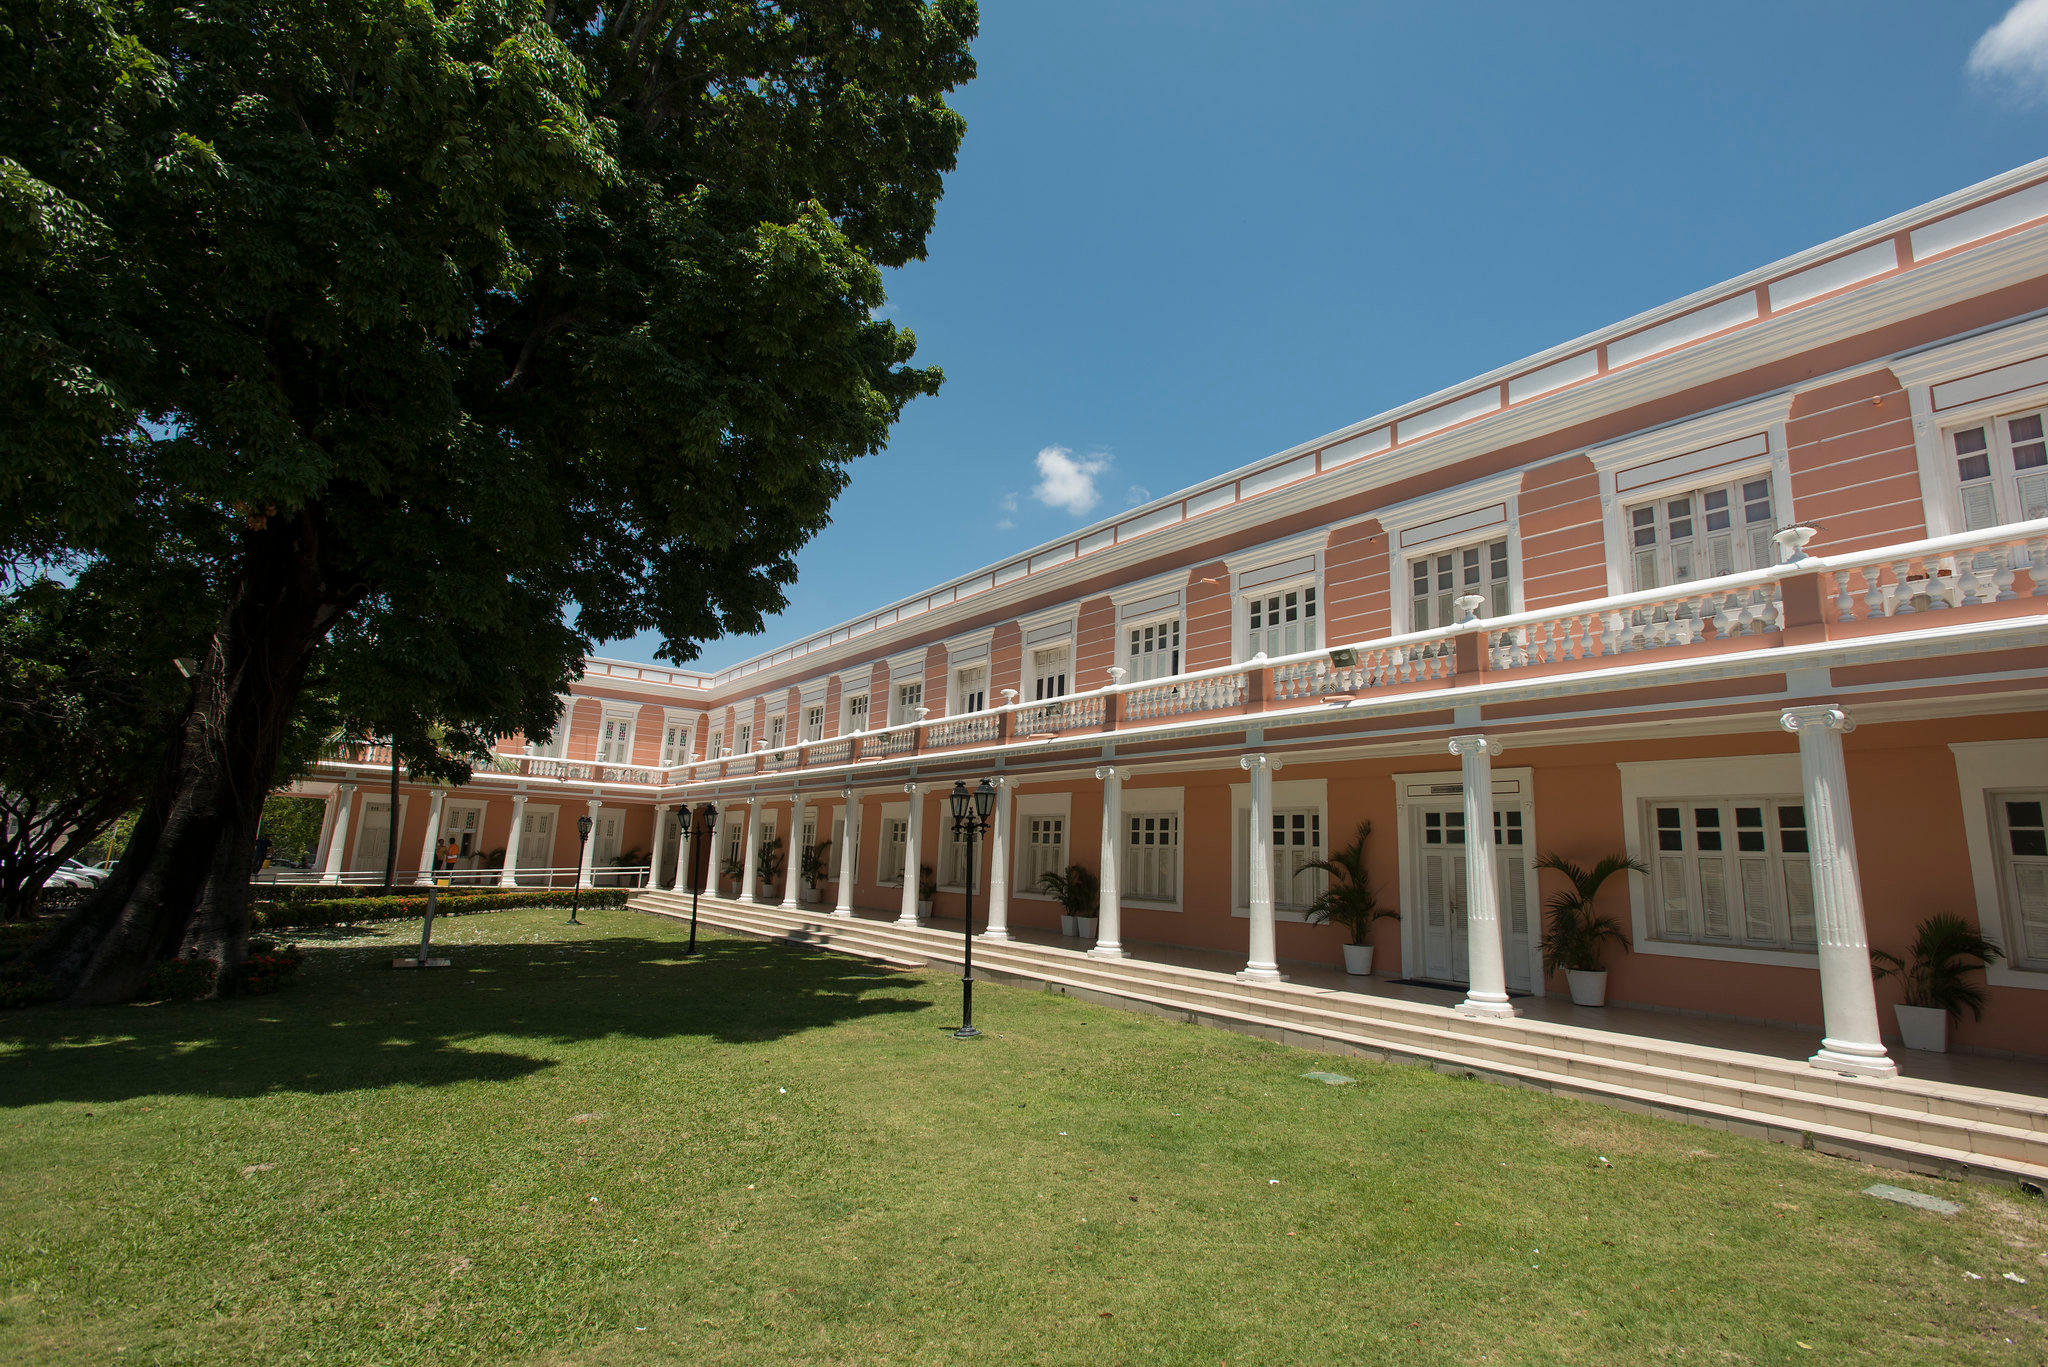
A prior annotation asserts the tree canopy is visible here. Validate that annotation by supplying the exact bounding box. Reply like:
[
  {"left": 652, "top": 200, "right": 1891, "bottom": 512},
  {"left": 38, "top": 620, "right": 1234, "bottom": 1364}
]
[{"left": 1, "top": 0, "right": 977, "bottom": 1000}]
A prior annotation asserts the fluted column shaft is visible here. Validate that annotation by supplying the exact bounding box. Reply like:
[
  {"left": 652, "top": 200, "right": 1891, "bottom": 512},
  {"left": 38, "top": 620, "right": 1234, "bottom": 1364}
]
[
  {"left": 780, "top": 800, "right": 804, "bottom": 909},
  {"left": 834, "top": 791, "right": 859, "bottom": 917},
  {"left": 897, "top": 784, "right": 924, "bottom": 925},
  {"left": 413, "top": 789, "right": 446, "bottom": 884},
  {"left": 648, "top": 804, "right": 670, "bottom": 891},
  {"left": 578, "top": 799, "right": 601, "bottom": 889},
  {"left": 1237, "top": 756, "right": 1282, "bottom": 982},
  {"left": 1450, "top": 734, "right": 1515, "bottom": 1017},
  {"left": 321, "top": 785, "right": 357, "bottom": 885},
  {"left": 1090, "top": 767, "right": 1127, "bottom": 959},
  {"left": 740, "top": 800, "right": 762, "bottom": 902},
  {"left": 1782, "top": 706, "right": 1898, "bottom": 1078},
  {"left": 981, "top": 779, "right": 1012, "bottom": 941},
  {"left": 499, "top": 794, "right": 527, "bottom": 887}
]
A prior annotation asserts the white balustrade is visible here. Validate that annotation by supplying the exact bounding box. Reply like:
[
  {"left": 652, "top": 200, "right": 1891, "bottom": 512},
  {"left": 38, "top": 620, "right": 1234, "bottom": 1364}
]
[{"left": 923, "top": 713, "right": 1003, "bottom": 748}]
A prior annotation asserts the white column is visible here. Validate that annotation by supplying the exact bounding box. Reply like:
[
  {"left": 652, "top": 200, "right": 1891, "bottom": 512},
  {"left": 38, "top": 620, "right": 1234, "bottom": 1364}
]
[
  {"left": 648, "top": 803, "right": 670, "bottom": 891},
  {"left": 740, "top": 800, "right": 762, "bottom": 902},
  {"left": 499, "top": 793, "right": 527, "bottom": 887},
  {"left": 707, "top": 804, "right": 729, "bottom": 894},
  {"left": 1238, "top": 756, "right": 1282, "bottom": 982},
  {"left": 834, "top": 789, "right": 859, "bottom": 917},
  {"left": 981, "top": 778, "right": 1012, "bottom": 941},
  {"left": 898, "top": 783, "right": 924, "bottom": 925},
  {"left": 1782, "top": 706, "right": 1898, "bottom": 1078},
  {"left": 578, "top": 799, "right": 601, "bottom": 889},
  {"left": 312, "top": 788, "right": 341, "bottom": 875},
  {"left": 414, "top": 788, "right": 447, "bottom": 884},
  {"left": 1090, "top": 766, "right": 1127, "bottom": 959},
  {"left": 780, "top": 801, "right": 804, "bottom": 910},
  {"left": 321, "top": 784, "right": 356, "bottom": 884},
  {"left": 1449, "top": 734, "right": 1515, "bottom": 1018}
]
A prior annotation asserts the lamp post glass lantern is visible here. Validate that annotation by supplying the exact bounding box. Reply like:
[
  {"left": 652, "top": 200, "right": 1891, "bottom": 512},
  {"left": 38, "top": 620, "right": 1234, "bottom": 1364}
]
[
  {"left": 569, "top": 814, "right": 593, "bottom": 924},
  {"left": 949, "top": 778, "right": 997, "bottom": 1039}
]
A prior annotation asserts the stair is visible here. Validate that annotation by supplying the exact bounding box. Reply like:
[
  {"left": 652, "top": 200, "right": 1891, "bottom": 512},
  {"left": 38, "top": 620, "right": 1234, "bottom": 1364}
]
[{"left": 630, "top": 891, "right": 2048, "bottom": 1189}]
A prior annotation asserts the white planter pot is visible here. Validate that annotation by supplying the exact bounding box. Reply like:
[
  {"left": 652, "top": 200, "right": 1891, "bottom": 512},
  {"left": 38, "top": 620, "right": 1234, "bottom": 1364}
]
[
  {"left": 1894, "top": 1003, "right": 1949, "bottom": 1053},
  {"left": 1341, "top": 944, "right": 1374, "bottom": 976},
  {"left": 917, "top": 899, "right": 933, "bottom": 918},
  {"left": 1077, "top": 916, "right": 1099, "bottom": 939},
  {"left": 800, "top": 887, "right": 819, "bottom": 904},
  {"left": 1060, "top": 915, "right": 1078, "bottom": 937},
  {"left": 1565, "top": 969, "right": 1609, "bottom": 1007}
]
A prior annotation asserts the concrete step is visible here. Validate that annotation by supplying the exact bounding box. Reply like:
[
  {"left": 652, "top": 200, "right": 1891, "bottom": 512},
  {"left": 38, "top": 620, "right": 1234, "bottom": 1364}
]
[{"left": 631, "top": 892, "right": 2048, "bottom": 1186}]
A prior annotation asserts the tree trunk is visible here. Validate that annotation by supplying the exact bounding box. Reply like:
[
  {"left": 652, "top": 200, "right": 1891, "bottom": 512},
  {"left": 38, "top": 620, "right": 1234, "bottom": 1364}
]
[{"left": 30, "top": 508, "right": 360, "bottom": 1003}]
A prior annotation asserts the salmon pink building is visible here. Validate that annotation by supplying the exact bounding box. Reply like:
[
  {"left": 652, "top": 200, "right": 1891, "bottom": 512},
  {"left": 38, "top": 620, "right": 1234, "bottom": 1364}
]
[{"left": 290, "top": 159, "right": 2048, "bottom": 1080}]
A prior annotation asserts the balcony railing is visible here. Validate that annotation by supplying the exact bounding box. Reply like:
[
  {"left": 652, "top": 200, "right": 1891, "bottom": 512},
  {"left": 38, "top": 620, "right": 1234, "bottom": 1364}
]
[{"left": 315, "top": 521, "right": 2048, "bottom": 798}]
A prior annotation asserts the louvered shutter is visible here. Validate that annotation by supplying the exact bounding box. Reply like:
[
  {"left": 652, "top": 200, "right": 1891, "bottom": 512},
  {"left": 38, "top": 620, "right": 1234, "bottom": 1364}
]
[
  {"left": 2018, "top": 471, "right": 2048, "bottom": 522},
  {"left": 1658, "top": 855, "right": 1691, "bottom": 936},
  {"left": 1699, "top": 858, "right": 1731, "bottom": 939},
  {"left": 1500, "top": 850, "right": 1528, "bottom": 936},
  {"left": 1962, "top": 481, "right": 2000, "bottom": 531},
  {"left": 1739, "top": 859, "right": 1774, "bottom": 941},
  {"left": 2013, "top": 864, "right": 2048, "bottom": 965},
  {"left": 1783, "top": 860, "right": 1817, "bottom": 945}
]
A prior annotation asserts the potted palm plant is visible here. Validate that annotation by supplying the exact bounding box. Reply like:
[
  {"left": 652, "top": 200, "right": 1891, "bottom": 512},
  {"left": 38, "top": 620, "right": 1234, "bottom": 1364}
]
[
  {"left": 755, "top": 835, "right": 786, "bottom": 900},
  {"left": 917, "top": 863, "right": 937, "bottom": 918},
  {"left": 1871, "top": 912, "right": 2003, "bottom": 1053},
  {"left": 1297, "top": 820, "right": 1400, "bottom": 975},
  {"left": 1535, "top": 852, "right": 1645, "bottom": 1006},
  {"left": 1039, "top": 863, "right": 1098, "bottom": 939},
  {"left": 800, "top": 839, "right": 832, "bottom": 904},
  {"left": 719, "top": 848, "right": 745, "bottom": 897}
]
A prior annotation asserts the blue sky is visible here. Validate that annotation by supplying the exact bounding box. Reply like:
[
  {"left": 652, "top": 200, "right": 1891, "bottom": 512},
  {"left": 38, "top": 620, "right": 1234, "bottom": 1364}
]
[{"left": 603, "top": 0, "right": 2048, "bottom": 671}]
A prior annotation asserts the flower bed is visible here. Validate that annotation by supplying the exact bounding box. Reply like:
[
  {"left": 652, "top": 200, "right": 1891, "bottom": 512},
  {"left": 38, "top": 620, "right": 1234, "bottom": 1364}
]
[{"left": 255, "top": 888, "right": 629, "bottom": 931}]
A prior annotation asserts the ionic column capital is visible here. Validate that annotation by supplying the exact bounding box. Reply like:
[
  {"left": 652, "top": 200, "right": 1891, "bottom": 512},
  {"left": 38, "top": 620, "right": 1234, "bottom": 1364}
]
[
  {"left": 903, "top": 782, "right": 922, "bottom": 795},
  {"left": 1448, "top": 733, "right": 1504, "bottom": 760},
  {"left": 1093, "top": 765, "right": 1130, "bottom": 782},
  {"left": 1781, "top": 705, "right": 1854, "bottom": 736},
  {"left": 334, "top": 782, "right": 356, "bottom": 796},
  {"left": 586, "top": 797, "right": 603, "bottom": 811},
  {"left": 1239, "top": 753, "right": 1280, "bottom": 773}
]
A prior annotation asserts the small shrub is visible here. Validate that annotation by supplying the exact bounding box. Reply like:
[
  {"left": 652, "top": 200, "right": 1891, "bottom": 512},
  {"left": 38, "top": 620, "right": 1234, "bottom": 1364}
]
[
  {"left": 238, "top": 944, "right": 306, "bottom": 996},
  {"left": 253, "top": 888, "right": 628, "bottom": 931},
  {"left": 144, "top": 957, "right": 219, "bottom": 1002},
  {"left": 0, "top": 960, "right": 54, "bottom": 1008}
]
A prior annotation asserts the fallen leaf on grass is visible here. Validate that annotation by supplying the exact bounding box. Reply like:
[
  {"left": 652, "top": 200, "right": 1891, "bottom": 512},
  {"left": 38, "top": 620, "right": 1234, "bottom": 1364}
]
[{"left": 240, "top": 1164, "right": 273, "bottom": 1177}]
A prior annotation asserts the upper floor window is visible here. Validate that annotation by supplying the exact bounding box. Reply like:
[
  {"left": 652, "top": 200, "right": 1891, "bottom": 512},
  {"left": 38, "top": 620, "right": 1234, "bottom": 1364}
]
[
  {"left": 894, "top": 681, "right": 923, "bottom": 727},
  {"left": 660, "top": 720, "right": 690, "bottom": 766},
  {"left": 955, "top": 665, "right": 986, "bottom": 713},
  {"left": 846, "top": 692, "right": 869, "bottom": 733},
  {"left": 527, "top": 722, "right": 569, "bottom": 761},
  {"left": 767, "top": 715, "right": 784, "bottom": 751},
  {"left": 1645, "top": 798, "right": 1815, "bottom": 952},
  {"left": 1410, "top": 540, "right": 1507, "bottom": 631},
  {"left": 736, "top": 722, "right": 752, "bottom": 754},
  {"left": 708, "top": 728, "right": 724, "bottom": 758},
  {"left": 1127, "top": 617, "right": 1180, "bottom": 681},
  {"left": 1951, "top": 411, "right": 2048, "bottom": 531},
  {"left": 803, "top": 705, "right": 824, "bottom": 742},
  {"left": 597, "top": 715, "right": 634, "bottom": 764},
  {"left": 1626, "top": 479, "right": 1775, "bottom": 591},
  {"left": 1246, "top": 587, "right": 1317, "bottom": 658},
  {"left": 1032, "top": 645, "right": 1069, "bottom": 701}
]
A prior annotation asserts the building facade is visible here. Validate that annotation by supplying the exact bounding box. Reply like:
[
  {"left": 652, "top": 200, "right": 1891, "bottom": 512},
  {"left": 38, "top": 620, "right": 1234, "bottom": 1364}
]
[{"left": 290, "top": 159, "right": 2048, "bottom": 1069}]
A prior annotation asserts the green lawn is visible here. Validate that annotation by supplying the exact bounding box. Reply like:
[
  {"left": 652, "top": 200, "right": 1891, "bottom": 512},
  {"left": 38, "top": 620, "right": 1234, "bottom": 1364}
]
[{"left": 1, "top": 908, "right": 2042, "bottom": 1366}]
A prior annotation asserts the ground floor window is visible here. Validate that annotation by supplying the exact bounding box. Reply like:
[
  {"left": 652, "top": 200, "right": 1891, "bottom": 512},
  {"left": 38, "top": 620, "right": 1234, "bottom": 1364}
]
[
  {"left": 1993, "top": 791, "right": 2048, "bottom": 971},
  {"left": 1124, "top": 812, "right": 1180, "bottom": 902},
  {"left": 1644, "top": 798, "right": 1815, "bottom": 951},
  {"left": 939, "top": 820, "right": 974, "bottom": 889},
  {"left": 1237, "top": 806, "right": 1324, "bottom": 910},
  {"left": 880, "top": 818, "right": 909, "bottom": 885},
  {"left": 1021, "top": 815, "right": 1066, "bottom": 889}
]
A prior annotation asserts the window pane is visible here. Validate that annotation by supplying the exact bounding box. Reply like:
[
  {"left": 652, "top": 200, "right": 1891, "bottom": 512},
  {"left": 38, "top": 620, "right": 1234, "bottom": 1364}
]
[{"left": 1777, "top": 805, "right": 1809, "bottom": 855}]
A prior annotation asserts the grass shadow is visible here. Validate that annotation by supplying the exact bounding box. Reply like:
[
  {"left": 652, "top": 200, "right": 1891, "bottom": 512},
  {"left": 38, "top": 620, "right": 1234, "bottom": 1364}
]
[{"left": 0, "top": 927, "right": 930, "bottom": 1109}]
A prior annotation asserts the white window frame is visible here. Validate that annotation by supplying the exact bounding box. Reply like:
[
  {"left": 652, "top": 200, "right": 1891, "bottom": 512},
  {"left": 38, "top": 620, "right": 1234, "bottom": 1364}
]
[
  {"left": 348, "top": 793, "right": 411, "bottom": 873},
  {"left": 937, "top": 816, "right": 976, "bottom": 891},
  {"left": 1939, "top": 403, "right": 2048, "bottom": 533},
  {"left": 1019, "top": 606, "right": 1077, "bottom": 699},
  {"left": 952, "top": 664, "right": 987, "bottom": 714},
  {"left": 736, "top": 722, "right": 753, "bottom": 755},
  {"left": 1617, "top": 755, "right": 1818, "bottom": 969},
  {"left": 1229, "top": 777, "right": 1327, "bottom": 921},
  {"left": 708, "top": 727, "right": 724, "bottom": 759},
  {"left": 844, "top": 691, "right": 870, "bottom": 735},
  {"left": 1012, "top": 792, "right": 1073, "bottom": 901},
  {"left": 941, "top": 629, "right": 995, "bottom": 715},
  {"left": 1226, "top": 530, "right": 1326, "bottom": 664},
  {"left": 526, "top": 695, "right": 574, "bottom": 760},
  {"left": 1640, "top": 796, "right": 1816, "bottom": 953},
  {"left": 768, "top": 714, "right": 785, "bottom": 752},
  {"left": 1895, "top": 314, "right": 2048, "bottom": 539},
  {"left": 1952, "top": 738, "right": 2048, "bottom": 990},
  {"left": 1621, "top": 474, "right": 1781, "bottom": 592},
  {"left": 876, "top": 801, "right": 910, "bottom": 886},
  {"left": 659, "top": 711, "right": 693, "bottom": 766},
  {"left": 1121, "top": 787, "right": 1185, "bottom": 910},
  {"left": 803, "top": 704, "right": 825, "bottom": 743},
  {"left": 1405, "top": 535, "right": 1513, "bottom": 633},
  {"left": 893, "top": 680, "right": 924, "bottom": 727},
  {"left": 1379, "top": 472, "right": 1525, "bottom": 636},
  {"left": 1028, "top": 643, "right": 1070, "bottom": 701},
  {"left": 439, "top": 800, "right": 487, "bottom": 861},
  {"left": 596, "top": 709, "right": 636, "bottom": 765}
]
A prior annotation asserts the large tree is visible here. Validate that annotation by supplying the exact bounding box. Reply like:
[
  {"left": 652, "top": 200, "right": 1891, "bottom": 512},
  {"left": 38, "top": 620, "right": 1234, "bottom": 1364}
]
[{"left": 2, "top": 0, "right": 976, "bottom": 1001}]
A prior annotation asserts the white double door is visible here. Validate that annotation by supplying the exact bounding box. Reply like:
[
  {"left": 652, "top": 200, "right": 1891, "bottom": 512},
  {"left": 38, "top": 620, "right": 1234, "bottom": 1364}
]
[
  {"left": 1413, "top": 801, "right": 1534, "bottom": 993},
  {"left": 517, "top": 808, "right": 557, "bottom": 878}
]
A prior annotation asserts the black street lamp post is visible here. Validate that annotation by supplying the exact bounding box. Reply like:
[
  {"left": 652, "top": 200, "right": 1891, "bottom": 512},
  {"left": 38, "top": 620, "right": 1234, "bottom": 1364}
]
[
  {"left": 679, "top": 802, "right": 715, "bottom": 956},
  {"left": 948, "top": 778, "right": 996, "bottom": 1040},
  {"left": 569, "top": 814, "right": 593, "bottom": 925}
]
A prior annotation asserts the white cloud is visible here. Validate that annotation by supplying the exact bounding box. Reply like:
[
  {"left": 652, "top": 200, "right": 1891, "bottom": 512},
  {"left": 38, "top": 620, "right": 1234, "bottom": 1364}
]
[
  {"left": 1971, "top": 0, "right": 2048, "bottom": 104},
  {"left": 999, "top": 492, "right": 1019, "bottom": 513},
  {"left": 1031, "top": 445, "right": 1110, "bottom": 517},
  {"left": 996, "top": 518, "right": 1014, "bottom": 531},
  {"left": 1125, "top": 484, "right": 1152, "bottom": 506}
]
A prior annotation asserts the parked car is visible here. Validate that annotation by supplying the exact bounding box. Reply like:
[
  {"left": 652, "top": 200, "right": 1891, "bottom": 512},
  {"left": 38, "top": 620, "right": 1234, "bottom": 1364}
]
[
  {"left": 60, "top": 859, "right": 108, "bottom": 883},
  {"left": 42, "top": 867, "right": 95, "bottom": 889}
]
